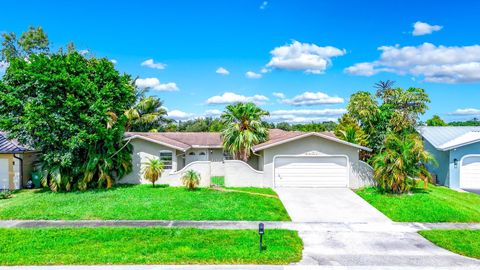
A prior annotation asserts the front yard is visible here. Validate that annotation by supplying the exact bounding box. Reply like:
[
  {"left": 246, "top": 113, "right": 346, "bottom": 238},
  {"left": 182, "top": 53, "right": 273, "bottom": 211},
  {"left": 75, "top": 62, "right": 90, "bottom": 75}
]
[
  {"left": 0, "top": 185, "right": 290, "bottom": 221},
  {"left": 0, "top": 227, "right": 303, "bottom": 265},
  {"left": 356, "top": 184, "right": 480, "bottom": 222},
  {"left": 419, "top": 230, "right": 480, "bottom": 259}
]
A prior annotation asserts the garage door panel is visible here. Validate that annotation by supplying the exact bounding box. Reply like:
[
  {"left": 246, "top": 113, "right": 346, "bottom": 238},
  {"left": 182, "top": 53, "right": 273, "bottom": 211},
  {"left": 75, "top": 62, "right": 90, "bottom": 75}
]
[
  {"left": 274, "top": 156, "right": 348, "bottom": 188},
  {"left": 460, "top": 155, "right": 480, "bottom": 189}
]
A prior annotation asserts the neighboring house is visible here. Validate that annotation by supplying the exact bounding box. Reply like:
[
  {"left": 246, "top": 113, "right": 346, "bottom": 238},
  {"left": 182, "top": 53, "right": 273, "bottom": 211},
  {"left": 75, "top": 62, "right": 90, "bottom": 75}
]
[
  {"left": 0, "top": 132, "right": 38, "bottom": 190},
  {"left": 418, "top": 126, "right": 480, "bottom": 190},
  {"left": 121, "top": 129, "right": 374, "bottom": 188}
]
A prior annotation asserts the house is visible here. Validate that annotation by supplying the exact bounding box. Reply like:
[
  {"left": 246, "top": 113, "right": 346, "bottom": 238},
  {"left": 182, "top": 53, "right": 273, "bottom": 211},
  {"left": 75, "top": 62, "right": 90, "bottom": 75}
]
[
  {"left": 0, "top": 132, "right": 38, "bottom": 190},
  {"left": 418, "top": 126, "right": 480, "bottom": 190},
  {"left": 121, "top": 129, "right": 375, "bottom": 188}
]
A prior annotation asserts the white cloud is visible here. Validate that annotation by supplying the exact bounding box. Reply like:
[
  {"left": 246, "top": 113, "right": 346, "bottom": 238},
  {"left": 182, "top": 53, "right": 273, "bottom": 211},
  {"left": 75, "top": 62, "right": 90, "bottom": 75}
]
[
  {"left": 141, "top": 59, "right": 167, "bottom": 70},
  {"left": 135, "top": 78, "right": 179, "bottom": 91},
  {"left": 0, "top": 61, "right": 8, "bottom": 71},
  {"left": 260, "top": 68, "right": 270, "bottom": 73},
  {"left": 79, "top": 49, "right": 89, "bottom": 55},
  {"left": 272, "top": 92, "right": 286, "bottom": 99},
  {"left": 266, "top": 40, "right": 346, "bottom": 74},
  {"left": 245, "top": 71, "right": 262, "bottom": 79},
  {"left": 449, "top": 108, "right": 480, "bottom": 116},
  {"left": 259, "top": 1, "right": 268, "bottom": 9},
  {"left": 267, "top": 108, "right": 346, "bottom": 123},
  {"left": 110, "top": 59, "right": 118, "bottom": 64},
  {"left": 216, "top": 67, "right": 230, "bottom": 75},
  {"left": 167, "top": 109, "right": 194, "bottom": 121},
  {"left": 345, "top": 43, "right": 480, "bottom": 83},
  {"left": 413, "top": 21, "right": 443, "bottom": 36},
  {"left": 206, "top": 92, "right": 269, "bottom": 105},
  {"left": 280, "top": 91, "right": 344, "bottom": 106},
  {"left": 204, "top": 109, "right": 222, "bottom": 117}
]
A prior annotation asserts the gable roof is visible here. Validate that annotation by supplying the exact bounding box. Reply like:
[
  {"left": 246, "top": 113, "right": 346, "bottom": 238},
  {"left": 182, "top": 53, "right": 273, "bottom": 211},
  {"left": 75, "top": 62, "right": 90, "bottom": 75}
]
[
  {"left": 417, "top": 126, "right": 480, "bottom": 151},
  {"left": 126, "top": 129, "right": 371, "bottom": 152},
  {"left": 0, "top": 132, "right": 31, "bottom": 153},
  {"left": 125, "top": 132, "right": 222, "bottom": 151},
  {"left": 252, "top": 129, "right": 372, "bottom": 152}
]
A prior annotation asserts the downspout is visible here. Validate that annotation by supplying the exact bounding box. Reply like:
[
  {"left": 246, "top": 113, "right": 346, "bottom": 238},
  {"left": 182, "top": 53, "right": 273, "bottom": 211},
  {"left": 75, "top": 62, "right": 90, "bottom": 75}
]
[{"left": 13, "top": 153, "right": 23, "bottom": 188}]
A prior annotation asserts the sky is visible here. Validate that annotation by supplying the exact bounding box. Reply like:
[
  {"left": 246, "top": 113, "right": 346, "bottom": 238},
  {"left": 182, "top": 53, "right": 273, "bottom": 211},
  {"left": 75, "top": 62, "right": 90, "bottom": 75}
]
[{"left": 1, "top": 0, "right": 480, "bottom": 123}]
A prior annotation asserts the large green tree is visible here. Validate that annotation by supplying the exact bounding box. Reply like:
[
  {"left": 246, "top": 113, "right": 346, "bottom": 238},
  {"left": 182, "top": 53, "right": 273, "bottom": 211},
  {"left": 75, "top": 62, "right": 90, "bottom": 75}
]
[
  {"left": 0, "top": 44, "right": 135, "bottom": 191},
  {"left": 1, "top": 26, "right": 49, "bottom": 62},
  {"left": 426, "top": 115, "right": 447, "bottom": 126},
  {"left": 221, "top": 102, "right": 269, "bottom": 161},
  {"left": 347, "top": 81, "right": 430, "bottom": 152},
  {"left": 334, "top": 114, "right": 368, "bottom": 146}
]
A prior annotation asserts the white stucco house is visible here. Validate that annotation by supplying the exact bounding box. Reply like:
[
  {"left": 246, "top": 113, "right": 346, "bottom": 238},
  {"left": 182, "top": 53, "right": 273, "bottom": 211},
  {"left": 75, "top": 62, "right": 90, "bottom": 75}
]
[{"left": 121, "top": 129, "right": 375, "bottom": 188}]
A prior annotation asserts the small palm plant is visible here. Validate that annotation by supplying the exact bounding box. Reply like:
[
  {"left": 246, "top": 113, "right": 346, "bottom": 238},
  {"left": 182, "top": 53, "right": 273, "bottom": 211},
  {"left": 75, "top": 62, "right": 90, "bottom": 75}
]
[
  {"left": 142, "top": 158, "right": 164, "bottom": 187},
  {"left": 181, "top": 170, "right": 201, "bottom": 190}
]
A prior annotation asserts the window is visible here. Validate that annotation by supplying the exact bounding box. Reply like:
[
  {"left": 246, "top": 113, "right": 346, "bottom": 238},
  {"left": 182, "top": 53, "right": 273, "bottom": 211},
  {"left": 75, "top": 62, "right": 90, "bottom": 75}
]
[
  {"left": 159, "top": 151, "right": 173, "bottom": 170},
  {"left": 199, "top": 152, "right": 206, "bottom": 156},
  {"left": 188, "top": 152, "right": 196, "bottom": 156},
  {"left": 223, "top": 151, "right": 233, "bottom": 160}
]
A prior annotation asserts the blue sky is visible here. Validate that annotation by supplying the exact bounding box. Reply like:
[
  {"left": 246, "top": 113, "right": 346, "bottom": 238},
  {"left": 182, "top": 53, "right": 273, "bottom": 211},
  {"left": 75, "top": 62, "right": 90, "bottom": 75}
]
[{"left": 1, "top": 0, "right": 480, "bottom": 123}]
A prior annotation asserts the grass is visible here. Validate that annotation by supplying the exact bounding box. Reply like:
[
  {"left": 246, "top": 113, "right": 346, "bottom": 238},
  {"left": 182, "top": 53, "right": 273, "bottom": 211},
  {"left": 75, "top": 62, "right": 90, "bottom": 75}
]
[
  {"left": 419, "top": 230, "right": 480, "bottom": 259},
  {"left": 0, "top": 185, "right": 290, "bottom": 221},
  {"left": 211, "top": 176, "right": 225, "bottom": 186},
  {"left": 355, "top": 184, "right": 480, "bottom": 222},
  {"left": 0, "top": 227, "right": 303, "bottom": 265}
]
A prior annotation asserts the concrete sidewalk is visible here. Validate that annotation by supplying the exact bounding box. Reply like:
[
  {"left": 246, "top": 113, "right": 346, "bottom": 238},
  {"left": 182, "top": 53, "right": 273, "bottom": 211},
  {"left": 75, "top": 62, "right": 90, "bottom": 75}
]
[{"left": 1, "top": 220, "right": 480, "bottom": 232}]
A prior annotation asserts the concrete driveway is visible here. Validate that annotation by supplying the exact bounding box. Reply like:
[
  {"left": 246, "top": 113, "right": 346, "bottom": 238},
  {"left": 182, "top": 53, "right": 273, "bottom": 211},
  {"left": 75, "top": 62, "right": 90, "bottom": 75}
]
[{"left": 275, "top": 188, "right": 390, "bottom": 222}]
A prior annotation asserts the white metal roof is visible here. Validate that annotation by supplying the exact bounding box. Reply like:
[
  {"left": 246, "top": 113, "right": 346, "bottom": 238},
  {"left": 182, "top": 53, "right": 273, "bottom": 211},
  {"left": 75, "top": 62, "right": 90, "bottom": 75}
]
[{"left": 417, "top": 126, "right": 480, "bottom": 151}]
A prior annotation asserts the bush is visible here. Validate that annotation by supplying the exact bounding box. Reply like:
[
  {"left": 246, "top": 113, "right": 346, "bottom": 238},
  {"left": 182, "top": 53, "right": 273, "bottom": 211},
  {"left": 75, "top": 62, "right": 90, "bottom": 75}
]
[
  {"left": 142, "top": 158, "right": 164, "bottom": 187},
  {"left": 371, "top": 132, "right": 436, "bottom": 194},
  {"left": 0, "top": 190, "right": 13, "bottom": 200},
  {"left": 181, "top": 170, "right": 200, "bottom": 190}
]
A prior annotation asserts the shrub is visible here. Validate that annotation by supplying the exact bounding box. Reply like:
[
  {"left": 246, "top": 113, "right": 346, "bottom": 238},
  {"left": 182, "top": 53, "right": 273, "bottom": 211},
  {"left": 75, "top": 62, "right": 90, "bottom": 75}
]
[
  {"left": 181, "top": 170, "right": 200, "bottom": 190},
  {"left": 371, "top": 132, "right": 436, "bottom": 194},
  {"left": 0, "top": 190, "right": 13, "bottom": 200}
]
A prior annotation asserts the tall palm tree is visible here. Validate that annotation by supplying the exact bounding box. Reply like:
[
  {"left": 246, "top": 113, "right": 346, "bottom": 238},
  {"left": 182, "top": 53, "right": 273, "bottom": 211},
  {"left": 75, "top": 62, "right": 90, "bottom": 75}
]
[
  {"left": 371, "top": 132, "right": 436, "bottom": 194},
  {"left": 221, "top": 102, "right": 269, "bottom": 161},
  {"left": 125, "top": 96, "right": 168, "bottom": 132}
]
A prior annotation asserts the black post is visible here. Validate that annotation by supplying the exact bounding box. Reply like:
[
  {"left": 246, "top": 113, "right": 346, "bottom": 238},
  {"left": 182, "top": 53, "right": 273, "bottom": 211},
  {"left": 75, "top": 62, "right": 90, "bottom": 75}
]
[{"left": 258, "top": 223, "right": 264, "bottom": 252}]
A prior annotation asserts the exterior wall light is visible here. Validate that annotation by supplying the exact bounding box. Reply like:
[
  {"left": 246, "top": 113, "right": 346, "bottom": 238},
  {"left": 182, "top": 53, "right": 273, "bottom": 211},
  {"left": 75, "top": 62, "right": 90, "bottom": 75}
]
[{"left": 454, "top": 158, "right": 458, "bottom": 168}]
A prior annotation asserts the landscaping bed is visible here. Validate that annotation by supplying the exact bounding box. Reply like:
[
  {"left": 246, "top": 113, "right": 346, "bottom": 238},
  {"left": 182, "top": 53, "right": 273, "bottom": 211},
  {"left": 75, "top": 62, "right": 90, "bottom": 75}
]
[
  {"left": 0, "top": 185, "right": 290, "bottom": 221},
  {"left": 356, "top": 184, "right": 480, "bottom": 222},
  {"left": 419, "top": 230, "right": 480, "bottom": 259},
  {"left": 0, "top": 227, "right": 303, "bottom": 265}
]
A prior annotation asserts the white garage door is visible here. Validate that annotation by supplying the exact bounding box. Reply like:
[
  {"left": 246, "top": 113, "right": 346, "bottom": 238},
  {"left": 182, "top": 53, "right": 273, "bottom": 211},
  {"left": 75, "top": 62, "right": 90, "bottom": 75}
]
[
  {"left": 0, "top": 158, "right": 9, "bottom": 190},
  {"left": 460, "top": 155, "right": 480, "bottom": 189},
  {"left": 274, "top": 156, "right": 348, "bottom": 188}
]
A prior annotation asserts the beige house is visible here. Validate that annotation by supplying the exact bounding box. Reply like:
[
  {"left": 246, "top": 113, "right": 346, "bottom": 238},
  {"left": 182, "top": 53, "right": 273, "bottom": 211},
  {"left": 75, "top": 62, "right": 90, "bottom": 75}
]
[
  {"left": 121, "top": 129, "right": 375, "bottom": 188},
  {"left": 0, "top": 133, "right": 38, "bottom": 190}
]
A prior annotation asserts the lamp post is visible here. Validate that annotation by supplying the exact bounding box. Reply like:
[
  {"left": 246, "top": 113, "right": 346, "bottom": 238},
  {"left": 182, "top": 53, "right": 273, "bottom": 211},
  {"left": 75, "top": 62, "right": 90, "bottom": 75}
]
[{"left": 258, "top": 223, "right": 264, "bottom": 252}]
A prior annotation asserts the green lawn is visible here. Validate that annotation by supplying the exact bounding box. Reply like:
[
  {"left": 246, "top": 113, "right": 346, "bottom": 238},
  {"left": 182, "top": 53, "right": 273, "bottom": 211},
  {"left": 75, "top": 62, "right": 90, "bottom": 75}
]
[
  {"left": 0, "top": 227, "right": 303, "bottom": 265},
  {"left": 0, "top": 185, "right": 290, "bottom": 221},
  {"left": 419, "top": 230, "right": 480, "bottom": 259},
  {"left": 355, "top": 184, "right": 480, "bottom": 222}
]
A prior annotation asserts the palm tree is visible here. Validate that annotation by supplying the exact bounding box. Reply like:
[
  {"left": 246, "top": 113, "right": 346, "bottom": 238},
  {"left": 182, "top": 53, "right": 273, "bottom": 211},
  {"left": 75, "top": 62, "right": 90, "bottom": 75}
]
[
  {"left": 142, "top": 158, "right": 164, "bottom": 187},
  {"left": 334, "top": 114, "right": 368, "bottom": 146},
  {"left": 221, "top": 102, "right": 269, "bottom": 161},
  {"left": 181, "top": 169, "right": 201, "bottom": 190},
  {"left": 371, "top": 132, "right": 436, "bottom": 194},
  {"left": 125, "top": 96, "right": 168, "bottom": 132}
]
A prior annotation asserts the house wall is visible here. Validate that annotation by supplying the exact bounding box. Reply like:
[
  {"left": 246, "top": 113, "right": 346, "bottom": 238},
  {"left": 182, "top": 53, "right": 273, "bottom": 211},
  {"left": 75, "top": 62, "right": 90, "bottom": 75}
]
[
  {"left": 120, "top": 138, "right": 179, "bottom": 184},
  {"left": 448, "top": 142, "right": 480, "bottom": 188},
  {"left": 423, "top": 140, "right": 449, "bottom": 186},
  {"left": 20, "top": 152, "right": 40, "bottom": 187},
  {"left": 260, "top": 136, "right": 362, "bottom": 188}
]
